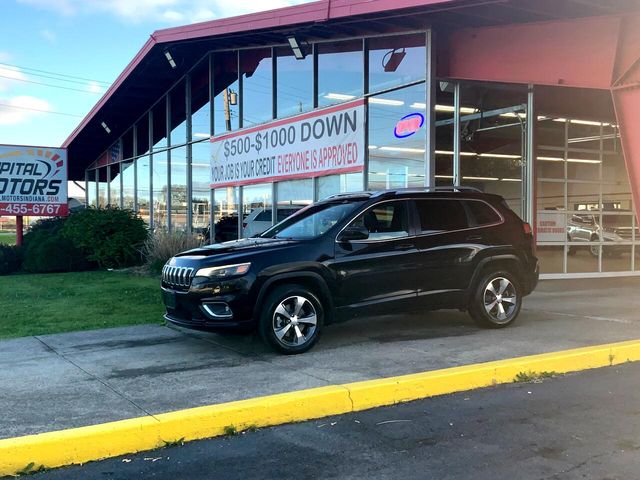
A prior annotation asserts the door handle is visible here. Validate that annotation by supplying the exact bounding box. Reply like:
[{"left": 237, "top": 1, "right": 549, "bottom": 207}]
[
  {"left": 465, "top": 235, "right": 483, "bottom": 242},
  {"left": 394, "top": 243, "right": 414, "bottom": 250}
]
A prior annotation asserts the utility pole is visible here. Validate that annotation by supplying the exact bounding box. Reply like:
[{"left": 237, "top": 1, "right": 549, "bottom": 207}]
[{"left": 223, "top": 88, "right": 232, "bottom": 132}]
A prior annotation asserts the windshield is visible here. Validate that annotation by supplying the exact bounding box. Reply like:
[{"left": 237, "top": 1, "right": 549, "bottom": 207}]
[{"left": 260, "top": 201, "right": 364, "bottom": 240}]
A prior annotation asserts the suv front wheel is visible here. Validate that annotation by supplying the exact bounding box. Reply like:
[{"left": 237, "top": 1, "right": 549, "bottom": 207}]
[
  {"left": 259, "top": 284, "right": 324, "bottom": 354},
  {"left": 469, "top": 271, "right": 522, "bottom": 329}
]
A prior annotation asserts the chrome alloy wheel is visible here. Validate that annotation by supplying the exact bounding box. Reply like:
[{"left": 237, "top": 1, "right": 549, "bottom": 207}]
[
  {"left": 483, "top": 277, "right": 518, "bottom": 324},
  {"left": 272, "top": 295, "right": 318, "bottom": 347}
]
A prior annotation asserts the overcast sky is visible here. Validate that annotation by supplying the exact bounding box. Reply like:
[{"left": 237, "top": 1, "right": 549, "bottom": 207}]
[{"left": 0, "top": 0, "right": 314, "bottom": 148}]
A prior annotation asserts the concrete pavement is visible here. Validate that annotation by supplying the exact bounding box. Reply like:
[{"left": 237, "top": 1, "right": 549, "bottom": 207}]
[
  {"left": 31, "top": 361, "right": 640, "bottom": 480},
  {"left": 1, "top": 277, "right": 639, "bottom": 440}
]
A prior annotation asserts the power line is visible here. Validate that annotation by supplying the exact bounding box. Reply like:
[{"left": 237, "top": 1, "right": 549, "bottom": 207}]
[
  {"left": 0, "top": 74, "right": 103, "bottom": 94},
  {"left": 0, "top": 65, "right": 111, "bottom": 88},
  {"left": 0, "top": 102, "right": 84, "bottom": 118},
  {"left": 0, "top": 61, "right": 111, "bottom": 86}
]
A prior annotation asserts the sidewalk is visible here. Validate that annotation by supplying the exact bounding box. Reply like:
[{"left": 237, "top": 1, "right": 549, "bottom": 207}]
[{"left": 2, "top": 277, "right": 639, "bottom": 440}]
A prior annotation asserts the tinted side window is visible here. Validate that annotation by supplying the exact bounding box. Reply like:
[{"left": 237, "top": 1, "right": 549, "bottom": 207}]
[
  {"left": 350, "top": 201, "right": 410, "bottom": 240},
  {"left": 416, "top": 199, "right": 469, "bottom": 232},
  {"left": 255, "top": 210, "right": 272, "bottom": 221},
  {"left": 465, "top": 201, "right": 501, "bottom": 226}
]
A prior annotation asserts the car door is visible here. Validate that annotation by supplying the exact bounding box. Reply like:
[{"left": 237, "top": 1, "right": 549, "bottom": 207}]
[
  {"left": 329, "top": 200, "right": 421, "bottom": 315},
  {"left": 411, "top": 198, "right": 485, "bottom": 307}
]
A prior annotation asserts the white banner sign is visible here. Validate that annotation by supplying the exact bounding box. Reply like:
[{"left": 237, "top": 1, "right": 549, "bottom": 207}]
[
  {"left": 537, "top": 211, "right": 566, "bottom": 242},
  {"left": 210, "top": 99, "right": 365, "bottom": 188},
  {"left": 0, "top": 144, "right": 68, "bottom": 217}
]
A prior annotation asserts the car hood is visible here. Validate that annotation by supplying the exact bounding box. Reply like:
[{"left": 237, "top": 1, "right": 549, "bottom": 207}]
[{"left": 176, "top": 237, "right": 300, "bottom": 258}]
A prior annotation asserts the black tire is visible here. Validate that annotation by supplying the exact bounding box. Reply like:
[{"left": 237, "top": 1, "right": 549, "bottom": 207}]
[
  {"left": 468, "top": 270, "right": 522, "bottom": 329},
  {"left": 259, "top": 284, "right": 324, "bottom": 354}
]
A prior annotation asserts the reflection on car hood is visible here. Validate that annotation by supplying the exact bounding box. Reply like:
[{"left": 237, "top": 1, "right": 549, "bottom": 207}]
[{"left": 176, "top": 237, "right": 299, "bottom": 258}]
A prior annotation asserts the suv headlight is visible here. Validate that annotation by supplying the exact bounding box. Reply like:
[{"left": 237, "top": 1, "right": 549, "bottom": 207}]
[{"left": 195, "top": 263, "right": 251, "bottom": 278}]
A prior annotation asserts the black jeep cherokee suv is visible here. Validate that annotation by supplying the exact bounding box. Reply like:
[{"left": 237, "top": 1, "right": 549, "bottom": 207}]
[{"left": 162, "top": 187, "right": 539, "bottom": 354}]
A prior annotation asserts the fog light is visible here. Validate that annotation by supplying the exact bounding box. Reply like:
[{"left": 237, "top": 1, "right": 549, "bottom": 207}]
[{"left": 201, "top": 302, "right": 233, "bottom": 320}]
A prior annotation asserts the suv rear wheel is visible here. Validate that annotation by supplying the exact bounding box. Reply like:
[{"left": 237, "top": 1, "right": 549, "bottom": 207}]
[
  {"left": 259, "top": 284, "right": 324, "bottom": 354},
  {"left": 469, "top": 270, "right": 522, "bottom": 329}
]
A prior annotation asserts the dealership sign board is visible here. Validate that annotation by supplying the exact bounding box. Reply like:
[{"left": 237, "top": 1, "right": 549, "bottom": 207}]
[
  {"left": 210, "top": 99, "right": 365, "bottom": 188},
  {"left": 536, "top": 210, "right": 566, "bottom": 242},
  {"left": 0, "top": 145, "right": 68, "bottom": 217}
]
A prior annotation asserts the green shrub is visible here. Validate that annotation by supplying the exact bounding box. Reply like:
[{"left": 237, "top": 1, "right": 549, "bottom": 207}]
[
  {"left": 0, "top": 244, "right": 23, "bottom": 275},
  {"left": 143, "top": 229, "right": 202, "bottom": 274},
  {"left": 61, "top": 208, "right": 149, "bottom": 269},
  {"left": 22, "top": 217, "right": 91, "bottom": 273}
]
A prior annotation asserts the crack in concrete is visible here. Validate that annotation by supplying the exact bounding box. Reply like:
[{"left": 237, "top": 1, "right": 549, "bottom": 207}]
[{"left": 33, "top": 336, "right": 161, "bottom": 422}]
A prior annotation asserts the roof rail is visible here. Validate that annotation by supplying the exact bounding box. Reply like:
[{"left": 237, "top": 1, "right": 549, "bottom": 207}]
[{"left": 371, "top": 186, "right": 483, "bottom": 197}]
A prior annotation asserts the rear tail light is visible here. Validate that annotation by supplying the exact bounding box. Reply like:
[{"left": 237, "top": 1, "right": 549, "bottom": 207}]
[{"left": 523, "top": 222, "right": 532, "bottom": 235}]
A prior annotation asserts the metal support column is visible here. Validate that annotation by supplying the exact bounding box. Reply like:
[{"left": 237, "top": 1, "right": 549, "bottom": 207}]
[
  {"left": 453, "top": 82, "right": 461, "bottom": 185},
  {"left": 424, "top": 29, "right": 436, "bottom": 187}
]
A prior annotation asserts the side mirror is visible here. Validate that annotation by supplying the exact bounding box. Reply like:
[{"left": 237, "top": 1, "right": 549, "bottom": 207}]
[{"left": 339, "top": 226, "right": 370, "bottom": 242}]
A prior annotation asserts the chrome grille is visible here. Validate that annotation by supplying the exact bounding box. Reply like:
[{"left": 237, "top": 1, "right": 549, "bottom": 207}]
[{"left": 162, "top": 265, "right": 194, "bottom": 288}]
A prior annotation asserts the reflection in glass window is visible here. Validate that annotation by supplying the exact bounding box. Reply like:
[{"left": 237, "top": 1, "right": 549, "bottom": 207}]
[
  {"left": 316, "top": 173, "right": 363, "bottom": 200},
  {"left": 213, "top": 51, "right": 239, "bottom": 133},
  {"left": 459, "top": 82, "right": 527, "bottom": 216},
  {"left": 191, "top": 56, "right": 211, "bottom": 141},
  {"left": 152, "top": 150, "right": 168, "bottom": 229},
  {"left": 242, "top": 183, "right": 272, "bottom": 238},
  {"left": 264, "top": 202, "right": 361, "bottom": 240},
  {"left": 137, "top": 155, "right": 151, "bottom": 224},
  {"left": 170, "top": 146, "right": 188, "bottom": 231},
  {"left": 276, "top": 179, "right": 313, "bottom": 221},
  {"left": 276, "top": 46, "right": 312, "bottom": 118},
  {"left": 318, "top": 40, "right": 363, "bottom": 108},
  {"left": 192, "top": 141, "right": 211, "bottom": 235},
  {"left": 368, "top": 83, "right": 426, "bottom": 190},
  {"left": 97, "top": 167, "right": 107, "bottom": 207},
  {"left": 169, "top": 80, "right": 187, "bottom": 146},
  {"left": 368, "top": 34, "right": 425, "bottom": 94},
  {"left": 213, "top": 187, "right": 238, "bottom": 243},
  {"left": 109, "top": 163, "right": 120, "bottom": 207},
  {"left": 435, "top": 82, "right": 455, "bottom": 186},
  {"left": 241, "top": 48, "right": 272, "bottom": 126},
  {"left": 121, "top": 161, "right": 135, "bottom": 210},
  {"left": 87, "top": 170, "right": 97, "bottom": 207},
  {"left": 350, "top": 201, "right": 409, "bottom": 240}
]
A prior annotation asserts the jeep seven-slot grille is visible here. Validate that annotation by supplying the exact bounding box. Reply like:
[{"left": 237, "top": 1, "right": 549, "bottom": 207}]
[{"left": 162, "top": 265, "right": 194, "bottom": 288}]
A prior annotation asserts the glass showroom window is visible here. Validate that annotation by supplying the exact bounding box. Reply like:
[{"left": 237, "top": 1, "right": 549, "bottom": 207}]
[
  {"left": 137, "top": 155, "right": 151, "bottom": 224},
  {"left": 121, "top": 161, "right": 135, "bottom": 209},
  {"left": 213, "top": 51, "right": 239, "bottom": 133},
  {"left": 241, "top": 48, "right": 272, "bottom": 126},
  {"left": 213, "top": 187, "right": 239, "bottom": 242},
  {"left": 434, "top": 81, "right": 456, "bottom": 186},
  {"left": 459, "top": 82, "right": 527, "bottom": 216},
  {"left": 368, "top": 82, "right": 426, "bottom": 190},
  {"left": 276, "top": 45, "right": 313, "bottom": 118},
  {"left": 97, "top": 167, "right": 107, "bottom": 207},
  {"left": 152, "top": 98, "right": 168, "bottom": 229},
  {"left": 170, "top": 81, "right": 188, "bottom": 231},
  {"left": 190, "top": 57, "right": 212, "bottom": 235},
  {"left": 87, "top": 169, "right": 97, "bottom": 207},
  {"left": 109, "top": 163, "right": 121, "bottom": 207},
  {"left": 317, "top": 39, "right": 363, "bottom": 108},
  {"left": 242, "top": 184, "right": 273, "bottom": 238},
  {"left": 191, "top": 56, "right": 211, "bottom": 142},
  {"left": 276, "top": 179, "right": 313, "bottom": 221},
  {"left": 316, "top": 173, "right": 363, "bottom": 200},
  {"left": 368, "top": 33, "right": 425, "bottom": 94}
]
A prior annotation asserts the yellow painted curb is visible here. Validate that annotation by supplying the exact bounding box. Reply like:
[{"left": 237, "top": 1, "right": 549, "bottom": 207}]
[{"left": 1, "top": 339, "right": 639, "bottom": 476}]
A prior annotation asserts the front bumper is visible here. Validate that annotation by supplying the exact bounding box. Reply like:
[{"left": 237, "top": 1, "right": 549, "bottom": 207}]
[{"left": 161, "top": 281, "right": 255, "bottom": 333}]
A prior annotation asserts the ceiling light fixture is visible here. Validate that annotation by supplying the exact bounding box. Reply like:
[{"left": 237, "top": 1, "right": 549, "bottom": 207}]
[
  {"left": 164, "top": 50, "right": 177, "bottom": 69},
  {"left": 369, "top": 98, "right": 405, "bottom": 106},
  {"left": 287, "top": 36, "right": 307, "bottom": 60},
  {"left": 324, "top": 93, "right": 356, "bottom": 101},
  {"left": 101, "top": 121, "right": 111, "bottom": 134}
]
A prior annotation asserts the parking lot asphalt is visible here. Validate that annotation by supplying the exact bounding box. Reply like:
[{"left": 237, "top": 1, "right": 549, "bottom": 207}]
[
  {"left": 32, "top": 361, "right": 640, "bottom": 480},
  {"left": 1, "top": 277, "right": 640, "bottom": 440}
]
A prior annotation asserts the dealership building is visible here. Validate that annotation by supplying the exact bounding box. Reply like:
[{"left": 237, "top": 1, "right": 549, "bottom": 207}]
[{"left": 63, "top": 0, "right": 640, "bottom": 279}]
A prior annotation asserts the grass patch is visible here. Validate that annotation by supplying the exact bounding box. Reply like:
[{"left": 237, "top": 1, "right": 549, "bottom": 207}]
[
  {"left": 0, "top": 232, "right": 16, "bottom": 245},
  {"left": 513, "top": 370, "right": 557, "bottom": 383},
  {"left": 0, "top": 271, "right": 164, "bottom": 339}
]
